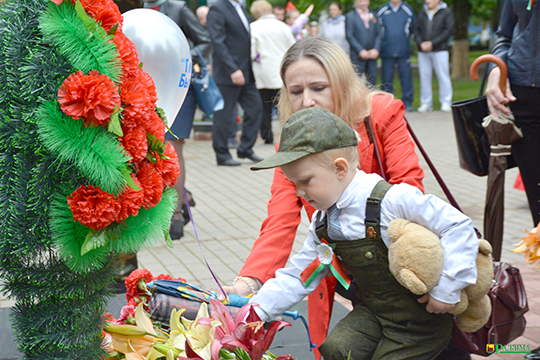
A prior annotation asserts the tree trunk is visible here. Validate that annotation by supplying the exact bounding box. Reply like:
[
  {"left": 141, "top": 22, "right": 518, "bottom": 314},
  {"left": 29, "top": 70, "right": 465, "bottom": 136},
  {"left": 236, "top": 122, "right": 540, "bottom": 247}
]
[
  {"left": 451, "top": 0, "right": 472, "bottom": 78},
  {"left": 452, "top": 40, "right": 470, "bottom": 79}
]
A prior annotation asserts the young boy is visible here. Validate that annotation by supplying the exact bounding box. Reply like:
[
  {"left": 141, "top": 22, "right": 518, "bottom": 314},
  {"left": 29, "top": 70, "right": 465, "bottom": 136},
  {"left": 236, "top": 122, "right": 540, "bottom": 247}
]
[{"left": 250, "top": 107, "right": 478, "bottom": 359}]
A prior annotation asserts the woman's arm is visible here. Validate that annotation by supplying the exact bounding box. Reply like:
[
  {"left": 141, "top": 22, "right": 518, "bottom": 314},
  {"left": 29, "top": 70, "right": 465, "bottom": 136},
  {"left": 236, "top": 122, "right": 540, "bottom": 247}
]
[
  {"left": 370, "top": 95, "right": 425, "bottom": 192},
  {"left": 217, "top": 166, "right": 308, "bottom": 297},
  {"left": 486, "top": 3, "right": 517, "bottom": 117}
]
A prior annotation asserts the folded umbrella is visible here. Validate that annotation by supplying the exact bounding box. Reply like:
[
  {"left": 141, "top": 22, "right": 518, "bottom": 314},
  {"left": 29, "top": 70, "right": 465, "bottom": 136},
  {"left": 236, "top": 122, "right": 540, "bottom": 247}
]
[{"left": 470, "top": 55, "right": 523, "bottom": 260}]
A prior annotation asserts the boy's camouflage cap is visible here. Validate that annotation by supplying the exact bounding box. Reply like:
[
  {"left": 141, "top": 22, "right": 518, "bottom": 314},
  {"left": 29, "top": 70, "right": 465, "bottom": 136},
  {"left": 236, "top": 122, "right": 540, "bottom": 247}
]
[{"left": 251, "top": 107, "right": 357, "bottom": 170}]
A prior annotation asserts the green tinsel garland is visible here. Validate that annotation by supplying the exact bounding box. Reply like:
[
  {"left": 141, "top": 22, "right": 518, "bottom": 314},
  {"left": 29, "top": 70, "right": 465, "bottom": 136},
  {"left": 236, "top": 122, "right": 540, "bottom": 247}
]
[
  {"left": 50, "top": 188, "right": 177, "bottom": 273},
  {"left": 37, "top": 101, "right": 130, "bottom": 196},
  {"left": 39, "top": 0, "right": 122, "bottom": 84}
]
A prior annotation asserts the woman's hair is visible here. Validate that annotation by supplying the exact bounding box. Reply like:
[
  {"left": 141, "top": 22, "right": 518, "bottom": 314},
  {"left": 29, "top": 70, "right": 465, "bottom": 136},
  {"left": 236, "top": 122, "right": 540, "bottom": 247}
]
[
  {"left": 250, "top": 0, "right": 273, "bottom": 19},
  {"left": 310, "top": 146, "right": 359, "bottom": 170},
  {"left": 277, "top": 37, "right": 389, "bottom": 128}
]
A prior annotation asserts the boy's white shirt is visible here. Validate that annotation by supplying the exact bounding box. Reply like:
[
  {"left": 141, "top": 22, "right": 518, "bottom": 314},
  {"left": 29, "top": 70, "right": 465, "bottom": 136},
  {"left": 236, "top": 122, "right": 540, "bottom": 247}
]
[{"left": 251, "top": 169, "right": 479, "bottom": 322}]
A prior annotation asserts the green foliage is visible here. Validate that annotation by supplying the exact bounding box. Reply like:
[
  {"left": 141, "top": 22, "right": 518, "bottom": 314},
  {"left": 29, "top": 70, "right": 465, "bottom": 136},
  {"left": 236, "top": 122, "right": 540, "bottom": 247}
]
[
  {"left": 146, "top": 133, "right": 168, "bottom": 163},
  {"left": 470, "top": 0, "right": 498, "bottom": 22}
]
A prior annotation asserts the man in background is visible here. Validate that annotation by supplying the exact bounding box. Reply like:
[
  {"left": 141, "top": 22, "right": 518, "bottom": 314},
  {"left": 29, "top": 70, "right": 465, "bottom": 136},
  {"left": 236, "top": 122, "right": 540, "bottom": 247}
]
[
  {"left": 196, "top": 5, "right": 209, "bottom": 26},
  {"left": 377, "top": 0, "right": 415, "bottom": 111},
  {"left": 207, "top": 0, "right": 264, "bottom": 166},
  {"left": 413, "top": 0, "right": 454, "bottom": 112}
]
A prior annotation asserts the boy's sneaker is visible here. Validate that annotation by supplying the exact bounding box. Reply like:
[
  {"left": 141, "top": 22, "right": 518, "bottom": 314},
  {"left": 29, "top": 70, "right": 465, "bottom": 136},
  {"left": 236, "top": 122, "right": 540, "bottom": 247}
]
[
  {"left": 441, "top": 103, "right": 452, "bottom": 112},
  {"left": 417, "top": 103, "right": 433, "bottom": 113}
]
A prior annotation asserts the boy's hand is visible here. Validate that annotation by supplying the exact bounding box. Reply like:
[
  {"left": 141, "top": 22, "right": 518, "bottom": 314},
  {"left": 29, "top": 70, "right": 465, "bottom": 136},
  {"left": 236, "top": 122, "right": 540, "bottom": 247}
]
[{"left": 418, "top": 294, "right": 455, "bottom": 314}]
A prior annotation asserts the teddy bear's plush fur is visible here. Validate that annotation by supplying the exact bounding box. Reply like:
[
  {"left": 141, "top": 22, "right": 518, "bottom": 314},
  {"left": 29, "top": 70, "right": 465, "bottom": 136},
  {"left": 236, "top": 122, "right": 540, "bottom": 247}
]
[{"left": 387, "top": 219, "right": 493, "bottom": 333}]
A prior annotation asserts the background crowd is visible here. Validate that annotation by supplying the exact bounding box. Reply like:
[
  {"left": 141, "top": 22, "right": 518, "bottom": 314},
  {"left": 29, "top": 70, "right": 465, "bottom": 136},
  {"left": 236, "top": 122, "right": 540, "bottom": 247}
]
[{"left": 136, "top": 0, "right": 457, "bottom": 240}]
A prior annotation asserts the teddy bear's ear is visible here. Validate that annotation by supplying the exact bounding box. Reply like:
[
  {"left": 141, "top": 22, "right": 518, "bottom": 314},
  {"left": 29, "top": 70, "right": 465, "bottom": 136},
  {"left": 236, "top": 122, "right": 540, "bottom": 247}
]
[
  {"left": 478, "top": 239, "right": 493, "bottom": 256},
  {"left": 387, "top": 219, "right": 410, "bottom": 242}
]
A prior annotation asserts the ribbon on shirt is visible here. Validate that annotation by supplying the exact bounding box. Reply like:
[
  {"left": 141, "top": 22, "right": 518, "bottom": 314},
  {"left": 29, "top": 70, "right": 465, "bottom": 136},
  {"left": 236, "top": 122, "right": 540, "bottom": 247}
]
[{"left": 300, "top": 237, "right": 351, "bottom": 290}]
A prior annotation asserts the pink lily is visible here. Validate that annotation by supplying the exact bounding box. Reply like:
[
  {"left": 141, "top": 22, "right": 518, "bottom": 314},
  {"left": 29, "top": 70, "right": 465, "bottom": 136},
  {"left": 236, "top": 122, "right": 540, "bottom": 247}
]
[{"left": 218, "top": 303, "right": 291, "bottom": 360}]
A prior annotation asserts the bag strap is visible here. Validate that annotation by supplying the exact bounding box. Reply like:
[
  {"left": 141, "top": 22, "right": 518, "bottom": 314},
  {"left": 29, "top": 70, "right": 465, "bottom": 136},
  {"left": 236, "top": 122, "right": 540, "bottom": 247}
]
[
  {"left": 193, "top": 45, "right": 208, "bottom": 70},
  {"left": 405, "top": 119, "right": 483, "bottom": 239},
  {"left": 405, "top": 119, "right": 462, "bottom": 212},
  {"left": 364, "top": 117, "right": 388, "bottom": 181}
]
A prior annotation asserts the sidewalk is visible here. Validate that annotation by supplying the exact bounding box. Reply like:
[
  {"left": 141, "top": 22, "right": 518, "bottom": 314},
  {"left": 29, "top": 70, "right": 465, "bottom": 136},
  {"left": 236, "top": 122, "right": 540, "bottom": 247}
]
[{"left": 1, "top": 110, "right": 539, "bottom": 359}]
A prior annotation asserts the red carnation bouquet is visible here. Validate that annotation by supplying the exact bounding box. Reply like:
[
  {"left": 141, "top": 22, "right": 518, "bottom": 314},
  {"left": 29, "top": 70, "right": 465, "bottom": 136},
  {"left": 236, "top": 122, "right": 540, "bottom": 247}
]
[{"left": 57, "top": 0, "right": 180, "bottom": 231}]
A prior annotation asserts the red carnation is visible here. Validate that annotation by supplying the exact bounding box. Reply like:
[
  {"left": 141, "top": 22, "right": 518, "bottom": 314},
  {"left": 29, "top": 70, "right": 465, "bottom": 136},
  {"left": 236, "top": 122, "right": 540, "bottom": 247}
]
[
  {"left": 58, "top": 70, "right": 121, "bottom": 127},
  {"left": 153, "top": 142, "right": 180, "bottom": 187},
  {"left": 125, "top": 268, "right": 153, "bottom": 303},
  {"left": 121, "top": 70, "right": 156, "bottom": 128},
  {"left": 115, "top": 174, "right": 144, "bottom": 222},
  {"left": 153, "top": 273, "right": 187, "bottom": 282},
  {"left": 67, "top": 184, "right": 121, "bottom": 230},
  {"left": 137, "top": 70, "right": 158, "bottom": 104},
  {"left": 137, "top": 161, "right": 163, "bottom": 209},
  {"left": 112, "top": 32, "right": 139, "bottom": 81},
  {"left": 143, "top": 112, "right": 166, "bottom": 142},
  {"left": 121, "top": 126, "right": 148, "bottom": 162},
  {"left": 77, "top": 0, "right": 123, "bottom": 34}
]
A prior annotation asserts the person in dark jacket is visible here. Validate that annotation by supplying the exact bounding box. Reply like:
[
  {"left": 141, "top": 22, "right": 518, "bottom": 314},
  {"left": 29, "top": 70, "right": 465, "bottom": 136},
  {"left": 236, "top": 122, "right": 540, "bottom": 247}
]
[
  {"left": 144, "top": 0, "right": 211, "bottom": 239},
  {"left": 345, "top": 0, "right": 383, "bottom": 86},
  {"left": 486, "top": 0, "right": 540, "bottom": 238},
  {"left": 207, "top": 0, "right": 264, "bottom": 167},
  {"left": 413, "top": 0, "right": 454, "bottom": 113},
  {"left": 376, "top": 0, "right": 415, "bottom": 111}
]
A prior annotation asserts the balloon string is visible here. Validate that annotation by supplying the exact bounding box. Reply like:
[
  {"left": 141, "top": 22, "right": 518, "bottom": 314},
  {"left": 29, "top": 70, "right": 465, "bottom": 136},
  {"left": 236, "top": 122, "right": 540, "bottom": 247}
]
[{"left": 179, "top": 179, "right": 228, "bottom": 300}]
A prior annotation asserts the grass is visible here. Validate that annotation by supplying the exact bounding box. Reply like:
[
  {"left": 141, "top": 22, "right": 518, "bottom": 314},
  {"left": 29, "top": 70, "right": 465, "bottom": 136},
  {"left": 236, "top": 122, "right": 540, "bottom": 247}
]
[{"left": 386, "top": 49, "right": 490, "bottom": 110}]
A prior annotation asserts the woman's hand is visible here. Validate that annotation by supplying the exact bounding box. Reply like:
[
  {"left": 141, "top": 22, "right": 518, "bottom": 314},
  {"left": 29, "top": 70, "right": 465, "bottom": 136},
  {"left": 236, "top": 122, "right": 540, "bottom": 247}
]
[
  {"left": 485, "top": 66, "right": 516, "bottom": 118},
  {"left": 216, "top": 276, "right": 260, "bottom": 300},
  {"left": 418, "top": 293, "right": 455, "bottom": 314}
]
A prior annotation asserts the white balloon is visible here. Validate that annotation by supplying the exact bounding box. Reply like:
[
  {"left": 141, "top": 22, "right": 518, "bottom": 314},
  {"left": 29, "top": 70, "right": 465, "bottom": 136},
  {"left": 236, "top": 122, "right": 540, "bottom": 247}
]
[{"left": 122, "top": 9, "right": 192, "bottom": 128}]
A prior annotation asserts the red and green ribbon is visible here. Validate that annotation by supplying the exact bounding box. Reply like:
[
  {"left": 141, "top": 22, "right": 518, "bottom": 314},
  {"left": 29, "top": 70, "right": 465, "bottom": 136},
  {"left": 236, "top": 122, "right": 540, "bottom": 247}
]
[{"left": 300, "top": 239, "right": 351, "bottom": 290}]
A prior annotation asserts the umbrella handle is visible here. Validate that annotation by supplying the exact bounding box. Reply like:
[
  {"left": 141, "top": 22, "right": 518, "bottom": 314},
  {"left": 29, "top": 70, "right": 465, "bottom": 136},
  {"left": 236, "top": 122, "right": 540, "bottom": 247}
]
[{"left": 469, "top": 54, "right": 508, "bottom": 93}]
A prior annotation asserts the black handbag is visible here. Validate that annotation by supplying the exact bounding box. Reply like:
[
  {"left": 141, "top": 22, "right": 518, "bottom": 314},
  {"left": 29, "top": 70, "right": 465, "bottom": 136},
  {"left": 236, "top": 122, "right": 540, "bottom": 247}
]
[
  {"left": 450, "top": 66, "right": 516, "bottom": 176},
  {"left": 192, "top": 46, "right": 224, "bottom": 116}
]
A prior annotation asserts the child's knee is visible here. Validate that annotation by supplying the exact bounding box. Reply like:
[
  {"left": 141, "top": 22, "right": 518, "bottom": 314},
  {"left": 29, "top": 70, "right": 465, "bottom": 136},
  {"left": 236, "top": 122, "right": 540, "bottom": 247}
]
[{"left": 319, "top": 331, "right": 375, "bottom": 360}]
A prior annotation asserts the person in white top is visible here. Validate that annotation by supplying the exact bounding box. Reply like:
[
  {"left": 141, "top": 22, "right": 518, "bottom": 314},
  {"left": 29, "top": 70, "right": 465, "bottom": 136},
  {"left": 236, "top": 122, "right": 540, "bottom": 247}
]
[
  {"left": 250, "top": 107, "right": 478, "bottom": 359},
  {"left": 250, "top": 0, "right": 295, "bottom": 144}
]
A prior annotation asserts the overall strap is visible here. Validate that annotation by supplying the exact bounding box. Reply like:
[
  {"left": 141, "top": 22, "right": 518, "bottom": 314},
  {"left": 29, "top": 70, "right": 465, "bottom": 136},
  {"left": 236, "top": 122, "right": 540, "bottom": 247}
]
[{"left": 365, "top": 180, "right": 392, "bottom": 238}]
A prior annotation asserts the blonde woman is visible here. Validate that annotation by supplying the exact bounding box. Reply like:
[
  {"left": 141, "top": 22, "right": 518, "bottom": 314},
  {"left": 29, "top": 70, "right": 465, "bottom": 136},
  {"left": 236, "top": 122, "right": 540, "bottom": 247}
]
[{"left": 222, "top": 37, "right": 427, "bottom": 359}]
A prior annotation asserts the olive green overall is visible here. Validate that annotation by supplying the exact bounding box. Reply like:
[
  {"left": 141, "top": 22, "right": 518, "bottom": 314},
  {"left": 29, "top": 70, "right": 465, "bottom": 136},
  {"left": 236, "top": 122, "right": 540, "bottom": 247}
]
[{"left": 318, "top": 181, "right": 453, "bottom": 360}]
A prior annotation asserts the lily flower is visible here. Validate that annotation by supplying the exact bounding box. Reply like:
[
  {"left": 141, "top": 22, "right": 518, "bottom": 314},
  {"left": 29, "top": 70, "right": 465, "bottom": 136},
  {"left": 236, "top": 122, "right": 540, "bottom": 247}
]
[
  {"left": 513, "top": 224, "right": 540, "bottom": 268},
  {"left": 219, "top": 303, "right": 291, "bottom": 360}
]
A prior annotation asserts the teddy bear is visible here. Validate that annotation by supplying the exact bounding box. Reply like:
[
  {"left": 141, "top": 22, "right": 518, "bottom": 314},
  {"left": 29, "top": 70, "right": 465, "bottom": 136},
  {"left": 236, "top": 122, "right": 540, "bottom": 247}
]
[{"left": 387, "top": 219, "right": 494, "bottom": 333}]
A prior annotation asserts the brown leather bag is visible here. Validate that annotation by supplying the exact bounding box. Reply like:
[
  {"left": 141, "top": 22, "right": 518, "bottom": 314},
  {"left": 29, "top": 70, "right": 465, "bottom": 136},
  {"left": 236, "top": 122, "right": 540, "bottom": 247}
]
[{"left": 450, "top": 262, "right": 529, "bottom": 356}]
